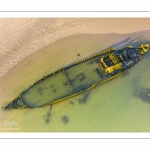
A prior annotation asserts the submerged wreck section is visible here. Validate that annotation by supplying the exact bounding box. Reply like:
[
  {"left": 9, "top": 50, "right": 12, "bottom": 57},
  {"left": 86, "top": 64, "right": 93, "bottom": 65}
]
[{"left": 5, "top": 44, "right": 150, "bottom": 109}]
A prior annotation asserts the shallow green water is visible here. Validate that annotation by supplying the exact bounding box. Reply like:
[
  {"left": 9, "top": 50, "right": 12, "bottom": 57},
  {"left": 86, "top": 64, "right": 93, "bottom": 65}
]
[
  {"left": 14, "top": 50, "right": 150, "bottom": 132},
  {"left": 2, "top": 32, "right": 150, "bottom": 132},
  {"left": 22, "top": 55, "right": 111, "bottom": 108},
  {"left": 49, "top": 50, "right": 150, "bottom": 132}
]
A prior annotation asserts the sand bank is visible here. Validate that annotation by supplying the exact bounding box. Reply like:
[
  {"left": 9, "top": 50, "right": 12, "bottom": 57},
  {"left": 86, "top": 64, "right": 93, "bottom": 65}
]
[{"left": 0, "top": 18, "right": 150, "bottom": 79}]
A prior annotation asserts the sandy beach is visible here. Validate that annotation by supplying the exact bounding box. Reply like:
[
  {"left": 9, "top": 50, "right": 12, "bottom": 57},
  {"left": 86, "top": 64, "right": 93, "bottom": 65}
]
[
  {"left": 0, "top": 18, "right": 150, "bottom": 132},
  {"left": 1, "top": 18, "right": 150, "bottom": 79}
]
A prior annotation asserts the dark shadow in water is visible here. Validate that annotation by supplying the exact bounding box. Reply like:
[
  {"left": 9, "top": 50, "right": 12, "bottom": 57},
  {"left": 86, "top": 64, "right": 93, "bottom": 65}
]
[
  {"left": 73, "top": 84, "right": 89, "bottom": 94},
  {"left": 37, "top": 87, "right": 43, "bottom": 95},
  {"left": 132, "top": 77, "right": 150, "bottom": 103},
  {"left": 84, "top": 35, "right": 150, "bottom": 61},
  {"left": 44, "top": 104, "right": 53, "bottom": 124},
  {"left": 78, "top": 91, "right": 91, "bottom": 104},
  {"left": 132, "top": 76, "right": 141, "bottom": 87},
  {"left": 61, "top": 115, "right": 69, "bottom": 124},
  {"left": 141, "top": 50, "right": 150, "bottom": 71},
  {"left": 69, "top": 101, "right": 75, "bottom": 105},
  {"left": 137, "top": 87, "right": 150, "bottom": 103},
  {"left": 113, "top": 37, "right": 131, "bottom": 48},
  {"left": 121, "top": 70, "right": 130, "bottom": 78},
  {"left": 111, "top": 36, "right": 150, "bottom": 50}
]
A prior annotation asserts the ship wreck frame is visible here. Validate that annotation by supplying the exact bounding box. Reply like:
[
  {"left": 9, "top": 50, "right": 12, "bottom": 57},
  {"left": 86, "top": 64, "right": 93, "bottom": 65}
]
[{"left": 5, "top": 44, "right": 150, "bottom": 109}]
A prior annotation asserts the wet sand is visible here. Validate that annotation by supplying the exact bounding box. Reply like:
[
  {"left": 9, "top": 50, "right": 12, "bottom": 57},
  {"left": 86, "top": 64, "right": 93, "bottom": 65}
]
[{"left": 0, "top": 18, "right": 150, "bottom": 132}]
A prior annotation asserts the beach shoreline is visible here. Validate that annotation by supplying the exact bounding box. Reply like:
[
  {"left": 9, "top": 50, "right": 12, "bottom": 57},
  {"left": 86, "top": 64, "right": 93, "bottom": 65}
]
[{"left": 1, "top": 18, "right": 150, "bottom": 79}]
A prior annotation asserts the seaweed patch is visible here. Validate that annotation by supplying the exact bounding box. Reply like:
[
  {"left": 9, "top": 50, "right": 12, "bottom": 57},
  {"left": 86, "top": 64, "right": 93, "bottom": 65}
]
[
  {"left": 132, "top": 77, "right": 150, "bottom": 103},
  {"left": 61, "top": 115, "right": 69, "bottom": 124},
  {"left": 134, "top": 86, "right": 150, "bottom": 103},
  {"left": 78, "top": 91, "right": 91, "bottom": 104},
  {"left": 45, "top": 105, "right": 53, "bottom": 124}
]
